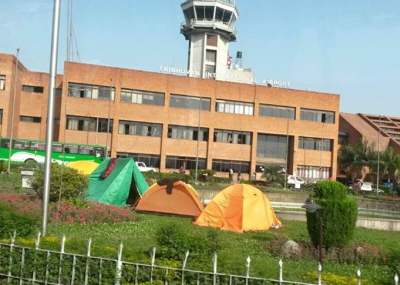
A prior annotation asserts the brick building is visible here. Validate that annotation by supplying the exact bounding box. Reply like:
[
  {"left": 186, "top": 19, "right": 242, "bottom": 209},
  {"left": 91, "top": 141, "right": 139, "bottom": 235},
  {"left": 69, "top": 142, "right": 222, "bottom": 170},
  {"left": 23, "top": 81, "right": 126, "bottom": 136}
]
[{"left": 0, "top": 53, "right": 340, "bottom": 179}]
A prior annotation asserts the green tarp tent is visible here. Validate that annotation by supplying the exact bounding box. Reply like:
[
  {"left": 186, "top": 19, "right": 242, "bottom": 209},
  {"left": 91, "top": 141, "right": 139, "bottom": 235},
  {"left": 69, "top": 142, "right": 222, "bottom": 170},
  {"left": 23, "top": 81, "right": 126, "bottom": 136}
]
[{"left": 86, "top": 158, "right": 149, "bottom": 206}]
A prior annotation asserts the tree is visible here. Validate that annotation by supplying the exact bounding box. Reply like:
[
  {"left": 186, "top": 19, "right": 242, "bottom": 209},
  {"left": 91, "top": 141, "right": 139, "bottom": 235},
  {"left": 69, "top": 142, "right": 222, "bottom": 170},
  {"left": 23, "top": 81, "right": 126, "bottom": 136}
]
[
  {"left": 306, "top": 181, "right": 358, "bottom": 250},
  {"left": 30, "top": 163, "right": 89, "bottom": 201},
  {"left": 261, "top": 164, "right": 284, "bottom": 186},
  {"left": 338, "top": 139, "right": 375, "bottom": 181},
  {"left": 380, "top": 147, "right": 400, "bottom": 184}
]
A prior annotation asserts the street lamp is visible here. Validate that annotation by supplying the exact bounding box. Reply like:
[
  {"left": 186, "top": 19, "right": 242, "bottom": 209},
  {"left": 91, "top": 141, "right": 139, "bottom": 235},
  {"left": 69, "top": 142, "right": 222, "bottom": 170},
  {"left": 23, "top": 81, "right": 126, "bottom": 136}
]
[
  {"left": 302, "top": 199, "right": 323, "bottom": 267},
  {"left": 284, "top": 110, "right": 290, "bottom": 190},
  {"left": 376, "top": 115, "right": 381, "bottom": 195},
  {"left": 319, "top": 114, "right": 335, "bottom": 180},
  {"left": 194, "top": 96, "right": 202, "bottom": 184}
]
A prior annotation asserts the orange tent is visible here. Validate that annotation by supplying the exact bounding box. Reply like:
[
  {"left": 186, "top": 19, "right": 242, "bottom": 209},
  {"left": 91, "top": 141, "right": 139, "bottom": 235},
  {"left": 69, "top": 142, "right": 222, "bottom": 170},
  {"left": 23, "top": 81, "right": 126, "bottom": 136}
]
[
  {"left": 194, "top": 184, "right": 281, "bottom": 233},
  {"left": 135, "top": 180, "right": 204, "bottom": 217}
]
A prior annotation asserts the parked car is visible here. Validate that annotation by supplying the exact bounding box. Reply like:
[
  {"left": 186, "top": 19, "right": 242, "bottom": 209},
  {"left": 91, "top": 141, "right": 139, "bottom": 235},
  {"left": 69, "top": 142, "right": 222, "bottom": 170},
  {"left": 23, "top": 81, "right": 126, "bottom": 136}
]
[
  {"left": 135, "top": 162, "right": 156, "bottom": 172},
  {"left": 287, "top": 175, "right": 305, "bottom": 189},
  {"left": 350, "top": 180, "right": 373, "bottom": 191}
]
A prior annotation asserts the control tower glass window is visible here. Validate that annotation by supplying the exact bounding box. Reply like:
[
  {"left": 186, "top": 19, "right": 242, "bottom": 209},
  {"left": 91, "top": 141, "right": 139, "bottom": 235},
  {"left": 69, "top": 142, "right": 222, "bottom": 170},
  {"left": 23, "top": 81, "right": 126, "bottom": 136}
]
[
  {"left": 183, "top": 7, "right": 195, "bottom": 21},
  {"left": 196, "top": 6, "right": 205, "bottom": 20},
  {"left": 205, "top": 6, "right": 214, "bottom": 20}
]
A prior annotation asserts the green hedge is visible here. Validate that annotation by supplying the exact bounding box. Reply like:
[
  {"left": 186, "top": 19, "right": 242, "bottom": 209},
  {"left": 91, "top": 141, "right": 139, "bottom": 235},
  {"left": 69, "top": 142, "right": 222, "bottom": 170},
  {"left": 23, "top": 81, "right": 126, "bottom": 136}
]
[
  {"left": 0, "top": 202, "right": 38, "bottom": 238},
  {"left": 306, "top": 181, "right": 358, "bottom": 250}
]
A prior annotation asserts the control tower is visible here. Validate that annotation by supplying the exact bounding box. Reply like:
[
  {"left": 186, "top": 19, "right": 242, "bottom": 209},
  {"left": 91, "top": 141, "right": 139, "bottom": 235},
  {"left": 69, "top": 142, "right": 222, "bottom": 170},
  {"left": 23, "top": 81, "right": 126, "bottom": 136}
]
[{"left": 181, "top": 0, "right": 254, "bottom": 82}]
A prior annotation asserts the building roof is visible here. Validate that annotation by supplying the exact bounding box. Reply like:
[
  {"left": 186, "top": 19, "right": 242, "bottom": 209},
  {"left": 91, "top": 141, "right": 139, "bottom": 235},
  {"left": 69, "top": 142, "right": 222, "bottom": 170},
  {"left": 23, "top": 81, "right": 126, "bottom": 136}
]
[{"left": 340, "top": 113, "right": 391, "bottom": 151}]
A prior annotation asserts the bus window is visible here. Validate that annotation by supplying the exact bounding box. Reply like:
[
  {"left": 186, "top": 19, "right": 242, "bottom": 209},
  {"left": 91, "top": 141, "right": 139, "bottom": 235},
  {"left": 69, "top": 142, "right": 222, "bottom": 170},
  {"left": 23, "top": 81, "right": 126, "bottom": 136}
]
[
  {"left": 79, "top": 146, "right": 94, "bottom": 155},
  {"left": 30, "top": 142, "right": 46, "bottom": 151},
  {"left": 0, "top": 139, "right": 10, "bottom": 148},
  {"left": 13, "top": 140, "right": 30, "bottom": 150},
  {"left": 65, "top": 145, "right": 79, "bottom": 154},
  {"left": 52, "top": 144, "right": 63, "bottom": 153},
  {"left": 94, "top": 147, "right": 105, "bottom": 158}
]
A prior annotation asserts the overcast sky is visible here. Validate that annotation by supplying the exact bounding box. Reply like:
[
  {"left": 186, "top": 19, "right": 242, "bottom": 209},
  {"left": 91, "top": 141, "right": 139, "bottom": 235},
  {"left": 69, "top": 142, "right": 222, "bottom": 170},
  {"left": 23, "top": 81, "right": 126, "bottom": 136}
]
[{"left": 0, "top": 0, "right": 399, "bottom": 116}]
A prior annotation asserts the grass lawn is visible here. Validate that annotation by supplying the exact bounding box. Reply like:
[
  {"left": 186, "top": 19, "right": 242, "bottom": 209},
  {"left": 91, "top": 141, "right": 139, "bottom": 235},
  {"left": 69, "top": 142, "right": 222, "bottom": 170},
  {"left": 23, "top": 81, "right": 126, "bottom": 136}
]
[{"left": 44, "top": 214, "right": 397, "bottom": 284}]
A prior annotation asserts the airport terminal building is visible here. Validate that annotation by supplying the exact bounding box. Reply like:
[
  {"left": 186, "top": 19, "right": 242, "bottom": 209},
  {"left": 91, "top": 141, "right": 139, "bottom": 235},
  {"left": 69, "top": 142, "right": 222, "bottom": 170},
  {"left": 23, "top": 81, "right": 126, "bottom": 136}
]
[{"left": 0, "top": 53, "right": 340, "bottom": 179}]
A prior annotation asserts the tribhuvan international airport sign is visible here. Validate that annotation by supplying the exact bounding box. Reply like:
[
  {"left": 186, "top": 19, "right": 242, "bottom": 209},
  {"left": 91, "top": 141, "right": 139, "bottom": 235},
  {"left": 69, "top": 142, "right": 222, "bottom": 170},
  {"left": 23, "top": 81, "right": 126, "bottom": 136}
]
[{"left": 159, "top": 66, "right": 290, "bottom": 88}]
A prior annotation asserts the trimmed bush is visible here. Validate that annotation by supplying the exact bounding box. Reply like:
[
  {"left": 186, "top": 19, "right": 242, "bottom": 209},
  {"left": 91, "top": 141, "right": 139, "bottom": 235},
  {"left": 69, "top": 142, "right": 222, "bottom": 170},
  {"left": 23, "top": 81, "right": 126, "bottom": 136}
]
[
  {"left": 306, "top": 181, "right": 358, "bottom": 250},
  {"left": 0, "top": 202, "right": 38, "bottom": 238},
  {"left": 30, "top": 163, "right": 88, "bottom": 201}
]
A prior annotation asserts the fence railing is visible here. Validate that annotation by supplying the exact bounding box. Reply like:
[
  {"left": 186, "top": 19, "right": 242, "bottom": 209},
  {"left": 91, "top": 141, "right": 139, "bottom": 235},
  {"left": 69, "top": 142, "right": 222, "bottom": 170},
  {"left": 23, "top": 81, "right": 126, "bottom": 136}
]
[{"left": 0, "top": 232, "right": 398, "bottom": 285}]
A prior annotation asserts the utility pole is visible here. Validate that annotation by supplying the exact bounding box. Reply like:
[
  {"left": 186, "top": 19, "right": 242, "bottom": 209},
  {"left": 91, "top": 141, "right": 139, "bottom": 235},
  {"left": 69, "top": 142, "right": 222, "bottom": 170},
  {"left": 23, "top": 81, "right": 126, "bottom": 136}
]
[
  {"left": 377, "top": 115, "right": 381, "bottom": 195},
  {"left": 194, "top": 97, "right": 202, "bottom": 184},
  {"left": 284, "top": 113, "right": 290, "bottom": 190},
  {"left": 42, "top": 0, "right": 61, "bottom": 236},
  {"left": 105, "top": 79, "right": 112, "bottom": 157},
  {"left": 7, "top": 47, "right": 20, "bottom": 174}
]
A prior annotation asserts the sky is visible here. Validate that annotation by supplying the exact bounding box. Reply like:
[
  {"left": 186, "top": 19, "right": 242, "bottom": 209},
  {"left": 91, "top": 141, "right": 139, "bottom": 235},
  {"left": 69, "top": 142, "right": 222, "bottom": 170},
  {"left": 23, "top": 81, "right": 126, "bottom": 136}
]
[{"left": 0, "top": 0, "right": 399, "bottom": 116}]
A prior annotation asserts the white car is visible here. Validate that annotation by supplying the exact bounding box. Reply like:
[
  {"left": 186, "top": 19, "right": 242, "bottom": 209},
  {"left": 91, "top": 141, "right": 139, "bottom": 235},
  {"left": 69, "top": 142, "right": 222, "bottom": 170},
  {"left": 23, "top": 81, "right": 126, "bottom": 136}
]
[
  {"left": 287, "top": 175, "right": 305, "bottom": 186},
  {"left": 135, "top": 161, "right": 156, "bottom": 172},
  {"left": 351, "top": 180, "right": 373, "bottom": 191}
]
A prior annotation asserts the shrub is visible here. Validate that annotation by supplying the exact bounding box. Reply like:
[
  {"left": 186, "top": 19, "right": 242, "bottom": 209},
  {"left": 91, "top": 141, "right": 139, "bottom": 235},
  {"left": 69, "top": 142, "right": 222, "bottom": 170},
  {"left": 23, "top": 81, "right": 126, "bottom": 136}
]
[
  {"left": 0, "top": 193, "right": 135, "bottom": 224},
  {"left": 262, "top": 164, "right": 284, "bottom": 186},
  {"left": 0, "top": 202, "right": 38, "bottom": 238},
  {"left": 143, "top": 172, "right": 190, "bottom": 183},
  {"left": 30, "top": 163, "right": 88, "bottom": 201},
  {"left": 302, "top": 271, "right": 381, "bottom": 285},
  {"left": 306, "top": 181, "right": 358, "bottom": 250}
]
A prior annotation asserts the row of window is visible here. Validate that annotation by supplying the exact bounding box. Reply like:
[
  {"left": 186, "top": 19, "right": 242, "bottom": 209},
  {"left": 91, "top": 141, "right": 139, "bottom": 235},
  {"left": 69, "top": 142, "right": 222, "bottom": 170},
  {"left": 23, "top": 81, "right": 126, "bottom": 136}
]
[
  {"left": 117, "top": 153, "right": 160, "bottom": 168},
  {"left": 66, "top": 84, "right": 335, "bottom": 122},
  {"left": 299, "top": 137, "right": 332, "bottom": 151},
  {"left": 0, "top": 109, "right": 3, "bottom": 124},
  {"left": 68, "top": 83, "right": 115, "bottom": 101},
  {"left": 66, "top": 116, "right": 113, "bottom": 133},
  {"left": 0, "top": 139, "right": 103, "bottom": 156},
  {"left": 115, "top": 152, "right": 333, "bottom": 178},
  {"left": 118, "top": 121, "right": 162, "bottom": 137}
]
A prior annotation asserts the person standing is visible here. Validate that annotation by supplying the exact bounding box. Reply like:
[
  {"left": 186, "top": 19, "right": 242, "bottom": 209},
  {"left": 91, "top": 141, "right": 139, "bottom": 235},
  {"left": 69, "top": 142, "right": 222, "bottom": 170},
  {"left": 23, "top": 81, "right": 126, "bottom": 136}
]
[
  {"left": 229, "top": 168, "right": 233, "bottom": 183},
  {"left": 237, "top": 171, "right": 242, "bottom": 183}
]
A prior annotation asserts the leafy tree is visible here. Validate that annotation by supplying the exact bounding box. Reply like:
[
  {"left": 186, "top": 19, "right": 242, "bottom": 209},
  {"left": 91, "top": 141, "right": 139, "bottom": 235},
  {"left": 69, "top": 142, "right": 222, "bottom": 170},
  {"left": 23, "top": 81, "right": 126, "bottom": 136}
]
[
  {"left": 380, "top": 147, "right": 400, "bottom": 184},
  {"left": 30, "top": 163, "right": 89, "bottom": 201},
  {"left": 306, "top": 181, "right": 358, "bottom": 250},
  {"left": 339, "top": 140, "right": 376, "bottom": 181},
  {"left": 261, "top": 164, "right": 284, "bottom": 186}
]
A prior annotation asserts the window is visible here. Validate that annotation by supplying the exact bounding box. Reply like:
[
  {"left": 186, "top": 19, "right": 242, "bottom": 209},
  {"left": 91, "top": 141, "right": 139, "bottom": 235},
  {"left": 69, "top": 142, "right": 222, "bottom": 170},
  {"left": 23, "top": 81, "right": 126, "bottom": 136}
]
[
  {"left": 299, "top": 137, "right": 332, "bottom": 151},
  {"left": 66, "top": 116, "right": 113, "bottom": 133},
  {"left": 166, "top": 156, "right": 206, "bottom": 170},
  {"left": 195, "top": 6, "right": 205, "bottom": 20},
  {"left": 257, "top": 134, "right": 288, "bottom": 159},
  {"left": 183, "top": 7, "right": 195, "bottom": 20},
  {"left": 212, "top": 160, "right": 250, "bottom": 173},
  {"left": 117, "top": 153, "right": 161, "bottom": 168},
  {"left": 20, "top": 116, "right": 41, "bottom": 123},
  {"left": 216, "top": 100, "right": 254, "bottom": 116},
  {"left": 118, "top": 120, "right": 162, "bottom": 137},
  {"left": 298, "top": 165, "right": 330, "bottom": 180},
  {"left": 12, "top": 140, "right": 30, "bottom": 150},
  {"left": 207, "top": 35, "right": 218, "bottom": 47},
  {"left": 168, "top": 125, "right": 208, "bottom": 141},
  {"left": 55, "top": 88, "right": 62, "bottom": 96},
  {"left": 214, "top": 129, "right": 251, "bottom": 145},
  {"left": 170, "top": 94, "right": 210, "bottom": 111},
  {"left": 79, "top": 146, "right": 95, "bottom": 155},
  {"left": 68, "top": 83, "right": 115, "bottom": 101},
  {"left": 121, "top": 89, "right": 164, "bottom": 106},
  {"left": 259, "top": 105, "right": 295, "bottom": 119},
  {"left": 64, "top": 145, "right": 79, "bottom": 154},
  {"left": 30, "top": 141, "right": 46, "bottom": 151},
  {"left": 0, "top": 109, "right": 2, "bottom": 124},
  {"left": 215, "top": 7, "right": 232, "bottom": 23},
  {"left": 22, "top": 85, "right": 44, "bottom": 93},
  {"left": 0, "top": 75, "right": 5, "bottom": 90},
  {"left": 300, "top": 109, "right": 334, "bottom": 124}
]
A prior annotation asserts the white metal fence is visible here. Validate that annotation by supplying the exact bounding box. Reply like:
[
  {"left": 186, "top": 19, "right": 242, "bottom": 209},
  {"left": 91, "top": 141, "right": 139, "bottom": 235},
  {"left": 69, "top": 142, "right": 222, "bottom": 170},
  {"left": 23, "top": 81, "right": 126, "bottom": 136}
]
[{"left": 0, "top": 232, "right": 398, "bottom": 285}]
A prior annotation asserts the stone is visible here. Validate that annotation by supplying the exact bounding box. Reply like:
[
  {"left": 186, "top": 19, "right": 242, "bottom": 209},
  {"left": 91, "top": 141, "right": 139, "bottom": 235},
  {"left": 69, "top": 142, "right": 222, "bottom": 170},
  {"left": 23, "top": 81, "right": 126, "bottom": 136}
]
[{"left": 281, "top": 240, "right": 302, "bottom": 258}]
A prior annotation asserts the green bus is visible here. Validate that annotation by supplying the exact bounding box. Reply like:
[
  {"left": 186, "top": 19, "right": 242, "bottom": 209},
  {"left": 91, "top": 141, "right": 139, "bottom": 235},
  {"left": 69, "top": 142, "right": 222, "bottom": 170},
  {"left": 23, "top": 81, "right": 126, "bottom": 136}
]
[{"left": 0, "top": 137, "right": 106, "bottom": 164}]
